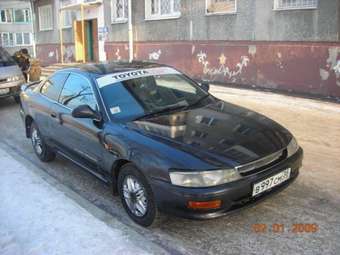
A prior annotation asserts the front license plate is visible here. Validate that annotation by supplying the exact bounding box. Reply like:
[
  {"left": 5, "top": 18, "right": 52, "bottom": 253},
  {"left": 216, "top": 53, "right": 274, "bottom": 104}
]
[
  {"left": 252, "top": 168, "right": 291, "bottom": 196},
  {"left": 0, "top": 88, "right": 10, "bottom": 95}
]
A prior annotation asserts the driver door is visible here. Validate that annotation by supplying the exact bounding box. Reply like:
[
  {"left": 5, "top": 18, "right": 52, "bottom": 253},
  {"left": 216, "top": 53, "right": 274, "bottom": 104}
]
[{"left": 50, "top": 73, "right": 104, "bottom": 170}]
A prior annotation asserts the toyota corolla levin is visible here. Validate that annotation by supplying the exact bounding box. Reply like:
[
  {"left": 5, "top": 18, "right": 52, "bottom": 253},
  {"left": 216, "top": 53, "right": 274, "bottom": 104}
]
[{"left": 20, "top": 62, "right": 303, "bottom": 226}]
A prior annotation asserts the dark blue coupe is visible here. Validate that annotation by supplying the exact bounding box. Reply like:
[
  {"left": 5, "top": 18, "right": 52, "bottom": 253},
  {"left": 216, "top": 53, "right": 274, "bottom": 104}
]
[{"left": 20, "top": 62, "right": 303, "bottom": 226}]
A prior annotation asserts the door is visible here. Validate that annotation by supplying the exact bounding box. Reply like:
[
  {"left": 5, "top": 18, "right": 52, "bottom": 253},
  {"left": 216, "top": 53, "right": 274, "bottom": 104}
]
[
  {"left": 86, "top": 20, "right": 94, "bottom": 61},
  {"left": 37, "top": 73, "right": 68, "bottom": 139},
  {"left": 50, "top": 73, "right": 104, "bottom": 169},
  {"left": 74, "top": 20, "right": 85, "bottom": 62},
  {"left": 74, "top": 19, "right": 98, "bottom": 62}
]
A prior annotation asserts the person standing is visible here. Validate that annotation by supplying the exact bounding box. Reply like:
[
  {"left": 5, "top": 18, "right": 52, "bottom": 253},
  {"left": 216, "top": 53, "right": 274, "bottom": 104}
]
[{"left": 13, "top": 49, "right": 31, "bottom": 82}]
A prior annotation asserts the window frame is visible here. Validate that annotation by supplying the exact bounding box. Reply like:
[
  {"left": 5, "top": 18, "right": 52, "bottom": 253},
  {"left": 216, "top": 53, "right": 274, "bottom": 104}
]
[
  {"left": 145, "top": 0, "right": 181, "bottom": 21},
  {"left": 0, "top": 9, "right": 13, "bottom": 23},
  {"left": 111, "top": 0, "right": 129, "bottom": 24},
  {"left": 205, "top": 0, "right": 237, "bottom": 16},
  {"left": 13, "top": 8, "right": 31, "bottom": 23},
  {"left": 273, "top": 0, "right": 318, "bottom": 11},
  {"left": 40, "top": 73, "right": 69, "bottom": 102},
  {"left": 38, "top": 4, "right": 53, "bottom": 31},
  {"left": 15, "top": 32, "right": 32, "bottom": 46},
  {"left": 0, "top": 32, "right": 15, "bottom": 47},
  {"left": 58, "top": 73, "right": 100, "bottom": 111},
  {"left": 61, "top": 10, "right": 73, "bottom": 29}
]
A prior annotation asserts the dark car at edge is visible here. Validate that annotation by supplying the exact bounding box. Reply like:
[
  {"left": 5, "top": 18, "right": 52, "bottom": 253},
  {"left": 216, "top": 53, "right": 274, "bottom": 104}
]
[{"left": 19, "top": 62, "right": 303, "bottom": 227}]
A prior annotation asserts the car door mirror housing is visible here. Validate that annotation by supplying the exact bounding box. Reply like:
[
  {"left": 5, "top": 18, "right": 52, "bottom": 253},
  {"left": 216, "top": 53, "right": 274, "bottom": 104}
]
[
  {"left": 72, "top": 105, "right": 102, "bottom": 121},
  {"left": 200, "top": 81, "right": 210, "bottom": 92}
]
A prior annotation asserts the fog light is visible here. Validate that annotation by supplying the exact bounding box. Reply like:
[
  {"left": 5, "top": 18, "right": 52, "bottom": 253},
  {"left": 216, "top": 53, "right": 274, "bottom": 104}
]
[{"left": 187, "top": 200, "right": 222, "bottom": 210}]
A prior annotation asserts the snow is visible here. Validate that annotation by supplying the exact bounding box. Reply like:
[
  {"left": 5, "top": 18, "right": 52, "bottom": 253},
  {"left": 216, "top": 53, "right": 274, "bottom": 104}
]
[{"left": 0, "top": 147, "right": 164, "bottom": 255}]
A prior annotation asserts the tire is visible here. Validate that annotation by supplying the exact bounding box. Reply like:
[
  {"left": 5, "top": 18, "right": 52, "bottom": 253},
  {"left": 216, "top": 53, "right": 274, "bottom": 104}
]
[
  {"left": 13, "top": 95, "right": 20, "bottom": 104},
  {"left": 30, "top": 121, "right": 56, "bottom": 162},
  {"left": 118, "top": 164, "right": 158, "bottom": 227}
]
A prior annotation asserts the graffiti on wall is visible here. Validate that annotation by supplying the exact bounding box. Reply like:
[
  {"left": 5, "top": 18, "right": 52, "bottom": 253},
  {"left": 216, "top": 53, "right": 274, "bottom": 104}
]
[
  {"left": 63, "top": 45, "right": 75, "bottom": 63},
  {"left": 115, "top": 49, "right": 122, "bottom": 60},
  {"left": 334, "top": 61, "right": 340, "bottom": 74},
  {"left": 319, "top": 47, "right": 340, "bottom": 87},
  {"left": 197, "top": 51, "right": 250, "bottom": 82},
  {"left": 149, "top": 50, "right": 162, "bottom": 61},
  {"left": 333, "top": 60, "right": 340, "bottom": 87}
]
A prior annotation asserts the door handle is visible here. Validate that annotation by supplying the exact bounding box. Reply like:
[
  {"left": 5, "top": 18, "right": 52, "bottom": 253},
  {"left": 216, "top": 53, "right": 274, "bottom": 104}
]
[{"left": 51, "top": 112, "right": 57, "bottom": 118}]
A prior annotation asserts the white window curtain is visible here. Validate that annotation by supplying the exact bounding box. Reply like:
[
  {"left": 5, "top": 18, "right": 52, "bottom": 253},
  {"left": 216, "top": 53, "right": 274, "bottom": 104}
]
[
  {"left": 206, "top": 0, "right": 237, "bottom": 14},
  {"left": 274, "top": 0, "right": 318, "bottom": 10}
]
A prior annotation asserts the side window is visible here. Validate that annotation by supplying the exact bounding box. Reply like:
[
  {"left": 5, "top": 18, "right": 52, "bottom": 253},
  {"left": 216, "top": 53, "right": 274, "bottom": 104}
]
[
  {"left": 40, "top": 73, "right": 68, "bottom": 101},
  {"left": 59, "top": 74, "right": 97, "bottom": 110}
]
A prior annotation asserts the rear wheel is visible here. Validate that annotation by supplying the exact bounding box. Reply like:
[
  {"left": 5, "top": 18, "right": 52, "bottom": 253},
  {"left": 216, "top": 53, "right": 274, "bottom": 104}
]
[
  {"left": 118, "top": 164, "right": 158, "bottom": 227},
  {"left": 30, "top": 122, "right": 56, "bottom": 162}
]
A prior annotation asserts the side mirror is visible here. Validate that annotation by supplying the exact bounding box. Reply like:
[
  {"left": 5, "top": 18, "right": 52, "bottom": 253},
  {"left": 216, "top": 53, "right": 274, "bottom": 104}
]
[
  {"left": 200, "top": 81, "right": 210, "bottom": 92},
  {"left": 72, "top": 105, "right": 102, "bottom": 121}
]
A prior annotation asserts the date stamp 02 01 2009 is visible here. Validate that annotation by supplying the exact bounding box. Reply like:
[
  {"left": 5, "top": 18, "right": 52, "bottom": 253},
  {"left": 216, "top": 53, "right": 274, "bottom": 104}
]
[{"left": 252, "top": 223, "right": 319, "bottom": 234}]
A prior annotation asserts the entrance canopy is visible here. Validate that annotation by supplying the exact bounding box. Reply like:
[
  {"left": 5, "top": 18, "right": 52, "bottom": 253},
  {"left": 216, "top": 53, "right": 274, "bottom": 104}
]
[{"left": 59, "top": 0, "right": 102, "bottom": 63}]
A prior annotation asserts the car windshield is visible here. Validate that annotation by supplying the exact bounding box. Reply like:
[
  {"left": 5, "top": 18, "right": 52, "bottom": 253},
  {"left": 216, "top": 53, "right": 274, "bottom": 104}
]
[
  {"left": 122, "top": 74, "right": 208, "bottom": 114},
  {"left": 0, "top": 47, "right": 16, "bottom": 67}
]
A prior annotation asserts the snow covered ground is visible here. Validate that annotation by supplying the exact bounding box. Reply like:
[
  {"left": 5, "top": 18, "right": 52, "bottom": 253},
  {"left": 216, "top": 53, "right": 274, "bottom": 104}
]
[{"left": 0, "top": 145, "right": 167, "bottom": 255}]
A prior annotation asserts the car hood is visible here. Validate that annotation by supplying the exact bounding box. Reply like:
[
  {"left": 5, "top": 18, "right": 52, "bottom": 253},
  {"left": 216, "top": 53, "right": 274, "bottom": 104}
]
[
  {"left": 0, "top": 64, "right": 22, "bottom": 79},
  {"left": 128, "top": 99, "right": 292, "bottom": 168}
]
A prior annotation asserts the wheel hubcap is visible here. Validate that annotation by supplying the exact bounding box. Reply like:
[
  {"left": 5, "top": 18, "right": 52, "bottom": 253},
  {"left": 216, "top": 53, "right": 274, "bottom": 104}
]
[
  {"left": 31, "top": 128, "right": 43, "bottom": 155},
  {"left": 123, "top": 175, "right": 148, "bottom": 217}
]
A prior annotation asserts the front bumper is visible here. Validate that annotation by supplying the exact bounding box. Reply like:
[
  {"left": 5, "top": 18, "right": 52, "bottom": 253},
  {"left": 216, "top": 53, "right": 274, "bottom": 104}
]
[
  {"left": 151, "top": 148, "right": 303, "bottom": 220},
  {"left": 0, "top": 80, "right": 24, "bottom": 98}
]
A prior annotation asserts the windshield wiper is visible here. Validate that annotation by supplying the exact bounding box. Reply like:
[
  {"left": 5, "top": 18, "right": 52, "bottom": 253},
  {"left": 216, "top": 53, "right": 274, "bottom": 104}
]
[{"left": 135, "top": 103, "right": 188, "bottom": 120}]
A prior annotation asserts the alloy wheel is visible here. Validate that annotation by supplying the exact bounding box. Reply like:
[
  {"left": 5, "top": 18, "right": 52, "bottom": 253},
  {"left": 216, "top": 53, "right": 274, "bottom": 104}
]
[
  {"left": 122, "top": 175, "right": 148, "bottom": 217},
  {"left": 31, "top": 127, "right": 43, "bottom": 155}
]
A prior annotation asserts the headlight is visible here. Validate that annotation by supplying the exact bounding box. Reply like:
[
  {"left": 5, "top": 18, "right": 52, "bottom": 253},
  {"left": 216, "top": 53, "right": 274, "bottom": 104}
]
[
  {"left": 7, "top": 76, "right": 20, "bottom": 82},
  {"left": 169, "top": 169, "right": 241, "bottom": 187},
  {"left": 287, "top": 137, "right": 299, "bottom": 157}
]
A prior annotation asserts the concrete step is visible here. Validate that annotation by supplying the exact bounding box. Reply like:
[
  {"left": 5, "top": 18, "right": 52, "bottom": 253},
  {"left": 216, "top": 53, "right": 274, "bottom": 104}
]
[{"left": 40, "top": 62, "right": 79, "bottom": 78}]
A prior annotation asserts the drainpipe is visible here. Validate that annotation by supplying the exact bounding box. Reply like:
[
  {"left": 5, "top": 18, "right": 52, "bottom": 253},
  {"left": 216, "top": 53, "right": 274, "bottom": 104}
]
[
  {"left": 128, "top": 0, "right": 133, "bottom": 62},
  {"left": 29, "top": 0, "right": 37, "bottom": 58}
]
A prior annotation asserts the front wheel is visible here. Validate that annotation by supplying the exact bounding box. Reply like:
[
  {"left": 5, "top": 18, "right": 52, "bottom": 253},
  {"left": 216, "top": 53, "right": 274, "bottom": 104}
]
[
  {"left": 30, "top": 122, "right": 56, "bottom": 162},
  {"left": 118, "top": 164, "right": 158, "bottom": 227}
]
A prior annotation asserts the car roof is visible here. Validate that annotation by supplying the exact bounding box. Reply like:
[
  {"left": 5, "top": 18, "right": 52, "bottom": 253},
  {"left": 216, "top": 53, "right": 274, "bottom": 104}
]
[{"left": 58, "top": 61, "right": 169, "bottom": 76}]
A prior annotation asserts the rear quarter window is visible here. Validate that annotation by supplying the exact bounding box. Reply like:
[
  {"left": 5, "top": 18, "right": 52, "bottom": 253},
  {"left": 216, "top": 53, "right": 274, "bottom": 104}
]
[{"left": 40, "top": 73, "right": 68, "bottom": 101}]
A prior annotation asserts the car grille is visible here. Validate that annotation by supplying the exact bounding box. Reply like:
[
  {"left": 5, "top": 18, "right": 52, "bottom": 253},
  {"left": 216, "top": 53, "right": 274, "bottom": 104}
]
[{"left": 236, "top": 149, "right": 286, "bottom": 176}]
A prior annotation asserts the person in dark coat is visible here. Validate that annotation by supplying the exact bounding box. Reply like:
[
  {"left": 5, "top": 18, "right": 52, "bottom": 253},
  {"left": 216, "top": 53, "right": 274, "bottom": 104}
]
[{"left": 13, "top": 48, "right": 31, "bottom": 81}]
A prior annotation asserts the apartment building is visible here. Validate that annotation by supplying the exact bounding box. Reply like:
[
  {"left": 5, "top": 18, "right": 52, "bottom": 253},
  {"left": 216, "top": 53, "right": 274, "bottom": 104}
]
[
  {"left": 32, "top": 0, "right": 340, "bottom": 99},
  {"left": 0, "top": 0, "right": 34, "bottom": 55}
]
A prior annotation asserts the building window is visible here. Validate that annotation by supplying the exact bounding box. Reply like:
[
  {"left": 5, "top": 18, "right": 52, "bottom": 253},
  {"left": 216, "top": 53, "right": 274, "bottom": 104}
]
[
  {"left": 0, "top": 32, "right": 32, "bottom": 47},
  {"left": 60, "top": 0, "right": 74, "bottom": 28},
  {"left": 0, "top": 33, "right": 15, "bottom": 47},
  {"left": 15, "top": 33, "right": 23, "bottom": 45},
  {"left": 62, "top": 10, "right": 73, "bottom": 28},
  {"left": 14, "top": 9, "right": 31, "bottom": 23},
  {"left": 206, "top": 0, "right": 237, "bottom": 15},
  {"left": 0, "top": 9, "right": 13, "bottom": 23},
  {"left": 145, "top": 0, "right": 181, "bottom": 20},
  {"left": 38, "top": 5, "right": 53, "bottom": 31},
  {"left": 15, "top": 32, "right": 31, "bottom": 46},
  {"left": 274, "top": 0, "right": 318, "bottom": 10},
  {"left": 111, "top": 0, "right": 128, "bottom": 23}
]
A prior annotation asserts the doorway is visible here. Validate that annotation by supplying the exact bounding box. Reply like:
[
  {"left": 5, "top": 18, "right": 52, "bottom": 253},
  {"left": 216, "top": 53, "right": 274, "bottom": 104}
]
[{"left": 74, "top": 19, "right": 98, "bottom": 62}]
